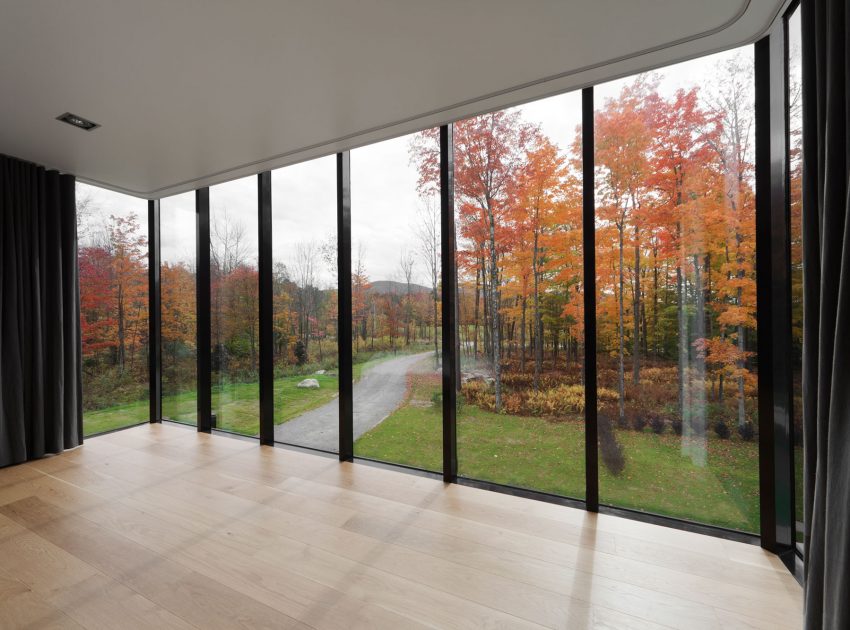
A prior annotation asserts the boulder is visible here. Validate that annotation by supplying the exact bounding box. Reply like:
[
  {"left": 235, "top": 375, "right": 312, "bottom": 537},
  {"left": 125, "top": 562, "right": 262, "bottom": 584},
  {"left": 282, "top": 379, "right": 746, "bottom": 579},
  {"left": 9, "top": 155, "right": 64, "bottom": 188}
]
[
  {"left": 314, "top": 369, "right": 326, "bottom": 375},
  {"left": 297, "top": 378, "right": 320, "bottom": 389}
]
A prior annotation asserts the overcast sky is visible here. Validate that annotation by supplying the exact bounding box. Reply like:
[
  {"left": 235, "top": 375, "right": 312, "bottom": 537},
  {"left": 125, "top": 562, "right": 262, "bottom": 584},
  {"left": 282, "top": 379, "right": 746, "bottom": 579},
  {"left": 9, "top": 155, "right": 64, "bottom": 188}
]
[{"left": 80, "top": 45, "right": 751, "bottom": 284}]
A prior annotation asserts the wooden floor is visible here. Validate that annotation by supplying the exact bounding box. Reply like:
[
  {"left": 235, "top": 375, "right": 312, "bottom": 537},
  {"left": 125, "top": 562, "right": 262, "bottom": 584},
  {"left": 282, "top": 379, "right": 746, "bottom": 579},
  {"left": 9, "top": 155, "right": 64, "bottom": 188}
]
[{"left": 0, "top": 424, "right": 801, "bottom": 629}]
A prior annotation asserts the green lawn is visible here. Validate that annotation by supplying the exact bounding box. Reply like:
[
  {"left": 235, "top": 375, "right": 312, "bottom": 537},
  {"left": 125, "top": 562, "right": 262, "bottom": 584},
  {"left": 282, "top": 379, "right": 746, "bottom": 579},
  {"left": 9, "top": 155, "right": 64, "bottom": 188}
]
[
  {"left": 355, "top": 375, "right": 760, "bottom": 533},
  {"left": 83, "top": 372, "right": 339, "bottom": 437},
  {"left": 83, "top": 350, "right": 405, "bottom": 437}
]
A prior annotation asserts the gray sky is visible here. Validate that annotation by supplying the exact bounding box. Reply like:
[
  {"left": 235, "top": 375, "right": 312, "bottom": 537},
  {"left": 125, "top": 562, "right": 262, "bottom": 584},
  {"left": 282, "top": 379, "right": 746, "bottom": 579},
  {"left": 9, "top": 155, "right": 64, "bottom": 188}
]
[
  {"left": 76, "top": 182, "right": 147, "bottom": 249},
  {"left": 81, "top": 45, "right": 751, "bottom": 281},
  {"left": 351, "top": 133, "right": 433, "bottom": 286},
  {"left": 272, "top": 155, "right": 336, "bottom": 286},
  {"left": 160, "top": 191, "right": 194, "bottom": 265}
]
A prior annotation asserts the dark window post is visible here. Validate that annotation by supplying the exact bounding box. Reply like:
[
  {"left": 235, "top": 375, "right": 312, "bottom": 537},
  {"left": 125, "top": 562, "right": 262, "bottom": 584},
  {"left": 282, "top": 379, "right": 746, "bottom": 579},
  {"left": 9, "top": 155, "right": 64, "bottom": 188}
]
[
  {"left": 754, "top": 23, "right": 796, "bottom": 557},
  {"left": 772, "top": 17, "right": 795, "bottom": 554},
  {"left": 337, "top": 152, "right": 353, "bottom": 460},
  {"left": 755, "top": 34, "right": 783, "bottom": 553},
  {"left": 196, "top": 187, "right": 212, "bottom": 433},
  {"left": 148, "top": 199, "right": 161, "bottom": 423},
  {"left": 440, "top": 124, "right": 458, "bottom": 483},
  {"left": 258, "top": 172, "right": 274, "bottom": 445},
  {"left": 582, "top": 87, "right": 599, "bottom": 512}
]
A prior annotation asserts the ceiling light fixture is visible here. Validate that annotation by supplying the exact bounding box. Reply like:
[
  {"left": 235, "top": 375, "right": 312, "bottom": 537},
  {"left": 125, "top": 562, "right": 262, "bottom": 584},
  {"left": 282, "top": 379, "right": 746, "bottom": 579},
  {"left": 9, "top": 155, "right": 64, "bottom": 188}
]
[{"left": 56, "top": 112, "right": 100, "bottom": 131}]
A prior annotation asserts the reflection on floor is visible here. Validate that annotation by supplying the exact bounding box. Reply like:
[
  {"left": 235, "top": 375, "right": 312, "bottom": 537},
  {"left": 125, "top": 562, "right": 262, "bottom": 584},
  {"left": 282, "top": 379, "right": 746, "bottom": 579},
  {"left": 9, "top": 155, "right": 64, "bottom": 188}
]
[{"left": 0, "top": 423, "right": 801, "bottom": 629}]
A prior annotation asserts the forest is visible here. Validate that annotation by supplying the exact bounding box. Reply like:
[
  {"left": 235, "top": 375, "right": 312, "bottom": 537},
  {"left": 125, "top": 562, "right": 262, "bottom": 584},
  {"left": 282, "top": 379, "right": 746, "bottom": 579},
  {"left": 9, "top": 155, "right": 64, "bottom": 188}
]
[{"left": 405, "top": 53, "right": 759, "bottom": 449}]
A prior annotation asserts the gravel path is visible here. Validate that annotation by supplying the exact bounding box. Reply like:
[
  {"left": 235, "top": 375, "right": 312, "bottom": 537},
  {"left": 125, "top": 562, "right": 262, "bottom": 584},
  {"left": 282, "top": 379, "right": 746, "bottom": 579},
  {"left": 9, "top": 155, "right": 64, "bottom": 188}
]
[{"left": 273, "top": 351, "right": 435, "bottom": 451}]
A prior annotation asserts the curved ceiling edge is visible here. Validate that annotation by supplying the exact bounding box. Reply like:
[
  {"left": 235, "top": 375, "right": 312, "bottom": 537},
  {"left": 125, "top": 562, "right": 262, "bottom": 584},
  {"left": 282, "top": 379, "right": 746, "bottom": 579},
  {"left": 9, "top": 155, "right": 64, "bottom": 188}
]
[{"left": 80, "top": 0, "right": 787, "bottom": 200}]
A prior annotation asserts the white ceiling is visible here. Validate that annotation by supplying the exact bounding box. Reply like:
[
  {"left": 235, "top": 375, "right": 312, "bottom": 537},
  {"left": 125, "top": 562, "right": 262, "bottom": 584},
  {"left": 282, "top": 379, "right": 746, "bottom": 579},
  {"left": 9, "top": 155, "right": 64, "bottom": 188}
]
[{"left": 0, "top": 0, "right": 786, "bottom": 200}]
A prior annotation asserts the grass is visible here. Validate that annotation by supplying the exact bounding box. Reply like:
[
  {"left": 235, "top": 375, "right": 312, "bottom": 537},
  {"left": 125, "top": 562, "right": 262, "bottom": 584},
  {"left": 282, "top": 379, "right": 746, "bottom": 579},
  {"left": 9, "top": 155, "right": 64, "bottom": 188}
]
[
  {"left": 83, "top": 373, "right": 339, "bottom": 437},
  {"left": 355, "top": 373, "right": 760, "bottom": 533},
  {"left": 83, "top": 349, "right": 412, "bottom": 437}
]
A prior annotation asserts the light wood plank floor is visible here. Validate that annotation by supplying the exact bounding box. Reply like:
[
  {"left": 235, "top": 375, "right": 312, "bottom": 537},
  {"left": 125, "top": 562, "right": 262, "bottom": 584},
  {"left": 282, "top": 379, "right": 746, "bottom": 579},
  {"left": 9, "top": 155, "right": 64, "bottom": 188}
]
[{"left": 0, "top": 423, "right": 802, "bottom": 629}]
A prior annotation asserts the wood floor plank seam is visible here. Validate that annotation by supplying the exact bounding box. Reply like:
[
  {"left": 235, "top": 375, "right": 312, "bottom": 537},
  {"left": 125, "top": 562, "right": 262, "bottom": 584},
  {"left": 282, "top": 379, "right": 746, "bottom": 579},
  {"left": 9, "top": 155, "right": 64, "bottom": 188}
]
[
  {"left": 93, "top": 430, "right": 800, "bottom": 628},
  {"left": 99, "top": 462, "right": 748, "bottom": 628},
  {"left": 161, "top": 460, "right": 800, "bottom": 624},
  {"left": 0, "top": 424, "right": 802, "bottom": 630}
]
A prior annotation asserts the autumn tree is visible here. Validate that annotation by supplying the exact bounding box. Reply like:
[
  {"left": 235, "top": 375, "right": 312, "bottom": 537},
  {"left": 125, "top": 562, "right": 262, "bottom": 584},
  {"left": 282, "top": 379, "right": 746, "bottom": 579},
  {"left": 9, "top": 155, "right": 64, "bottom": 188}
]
[
  {"left": 645, "top": 86, "right": 722, "bottom": 464},
  {"left": 705, "top": 52, "right": 757, "bottom": 429},
  {"left": 416, "top": 198, "right": 441, "bottom": 368},
  {"left": 508, "top": 131, "right": 565, "bottom": 389},
  {"left": 399, "top": 249, "right": 416, "bottom": 346}
]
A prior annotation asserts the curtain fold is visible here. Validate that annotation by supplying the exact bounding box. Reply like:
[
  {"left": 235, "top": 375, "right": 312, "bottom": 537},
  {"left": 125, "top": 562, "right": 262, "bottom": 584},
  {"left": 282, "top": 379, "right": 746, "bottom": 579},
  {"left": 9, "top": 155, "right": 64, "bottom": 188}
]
[
  {"left": 801, "top": 0, "right": 850, "bottom": 627},
  {"left": 0, "top": 154, "right": 82, "bottom": 467}
]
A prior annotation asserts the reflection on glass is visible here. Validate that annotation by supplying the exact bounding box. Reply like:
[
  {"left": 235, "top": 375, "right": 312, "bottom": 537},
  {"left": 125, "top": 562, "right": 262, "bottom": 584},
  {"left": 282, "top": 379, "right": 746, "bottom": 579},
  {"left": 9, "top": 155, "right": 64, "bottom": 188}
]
[
  {"left": 351, "top": 132, "right": 443, "bottom": 471},
  {"left": 209, "top": 177, "right": 259, "bottom": 435},
  {"left": 271, "top": 157, "right": 340, "bottom": 452},
  {"left": 452, "top": 92, "right": 586, "bottom": 497},
  {"left": 160, "top": 193, "right": 197, "bottom": 425},
  {"left": 595, "top": 47, "right": 759, "bottom": 531},
  {"left": 77, "top": 183, "right": 149, "bottom": 435},
  {"left": 788, "top": 6, "right": 804, "bottom": 547}
]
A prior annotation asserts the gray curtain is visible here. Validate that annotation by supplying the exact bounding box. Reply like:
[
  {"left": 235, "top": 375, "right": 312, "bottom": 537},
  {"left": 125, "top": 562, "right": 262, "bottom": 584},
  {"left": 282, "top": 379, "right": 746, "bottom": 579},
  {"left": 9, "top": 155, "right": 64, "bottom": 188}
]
[
  {"left": 0, "top": 154, "right": 82, "bottom": 467},
  {"left": 801, "top": 0, "right": 850, "bottom": 627}
]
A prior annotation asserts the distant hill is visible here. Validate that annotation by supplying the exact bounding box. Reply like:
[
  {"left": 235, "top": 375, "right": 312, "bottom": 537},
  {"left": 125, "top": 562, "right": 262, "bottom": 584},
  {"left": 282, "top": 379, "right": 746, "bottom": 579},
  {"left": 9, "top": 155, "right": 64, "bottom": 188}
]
[{"left": 367, "top": 280, "right": 431, "bottom": 295}]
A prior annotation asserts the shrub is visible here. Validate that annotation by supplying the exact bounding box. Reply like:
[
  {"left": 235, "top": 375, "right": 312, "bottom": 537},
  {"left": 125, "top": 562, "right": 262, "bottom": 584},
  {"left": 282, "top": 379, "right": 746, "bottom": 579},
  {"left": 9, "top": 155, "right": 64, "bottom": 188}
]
[
  {"left": 598, "top": 413, "right": 626, "bottom": 476},
  {"left": 671, "top": 417, "right": 683, "bottom": 436},
  {"left": 738, "top": 420, "right": 756, "bottom": 441},
  {"left": 430, "top": 390, "right": 442, "bottom": 407},
  {"left": 461, "top": 381, "right": 495, "bottom": 412},
  {"left": 631, "top": 413, "right": 648, "bottom": 432},
  {"left": 294, "top": 340, "right": 307, "bottom": 366},
  {"left": 714, "top": 420, "right": 731, "bottom": 439},
  {"left": 649, "top": 414, "right": 665, "bottom": 434}
]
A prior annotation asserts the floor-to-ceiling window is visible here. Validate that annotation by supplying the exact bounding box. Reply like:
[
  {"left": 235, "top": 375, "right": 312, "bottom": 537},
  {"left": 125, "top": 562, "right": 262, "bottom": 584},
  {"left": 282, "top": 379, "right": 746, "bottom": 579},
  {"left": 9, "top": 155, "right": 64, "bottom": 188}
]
[
  {"left": 271, "top": 157, "right": 340, "bottom": 452},
  {"left": 594, "top": 46, "right": 760, "bottom": 531},
  {"left": 160, "top": 192, "right": 197, "bottom": 426},
  {"left": 209, "top": 177, "right": 260, "bottom": 436},
  {"left": 76, "top": 183, "right": 149, "bottom": 435},
  {"left": 350, "top": 132, "right": 443, "bottom": 471},
  {"left": 72, "top": 29, "right": 808, "bottom": 553},
  {"left": 787, "top": 4, "right": 804, "bottom": 550},
  {"left": 451, "top": 93, "right": 586, "bottom": 497}
]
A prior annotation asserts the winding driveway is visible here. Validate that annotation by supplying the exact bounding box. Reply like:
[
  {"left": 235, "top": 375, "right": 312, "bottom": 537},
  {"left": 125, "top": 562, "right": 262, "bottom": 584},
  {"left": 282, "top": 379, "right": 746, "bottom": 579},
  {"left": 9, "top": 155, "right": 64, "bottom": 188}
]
[{"left": 273, "top": 351, "right": 434, "bottom": 451}]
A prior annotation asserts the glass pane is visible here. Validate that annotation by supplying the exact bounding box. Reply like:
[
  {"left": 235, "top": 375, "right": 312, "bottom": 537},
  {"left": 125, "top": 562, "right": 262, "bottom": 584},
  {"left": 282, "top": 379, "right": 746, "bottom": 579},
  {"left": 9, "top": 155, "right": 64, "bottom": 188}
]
[
  {"left": 160, "top": 192, "right": 197, "bottom": 426},
  {"left": 788, "top": 5, "right": 804, "bottom": 548},
  {"left": 271, "top": 157, "right": 340, "bottom": 452},
  {"left": 453, "top": 92, "right": 586, "bottom": 497},
  {"left": 209, "top": 177, "right": 259, "bottom": 436},
  {"left": 77, "top": 183, "right": 149, "bottom": 435},
  {"left": 351, "top": 132, "right": 443, "bottom": 471},
  {"left": 595, "top": 47, "right": 759, "bottom": 531}
]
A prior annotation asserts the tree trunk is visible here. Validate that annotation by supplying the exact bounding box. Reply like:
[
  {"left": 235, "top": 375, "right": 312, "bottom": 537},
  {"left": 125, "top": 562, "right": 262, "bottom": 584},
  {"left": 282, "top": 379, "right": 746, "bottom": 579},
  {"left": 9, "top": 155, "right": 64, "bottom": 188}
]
[
  {"left": 617, "top": 222, "right": 626, "bottom": 423},
  {"left": 520, "top": 296, "right": 527, "bottom": 372},
  {"left": 117, "top": 284, "right": 126, "bottom": 372},
  {"left": 632, "top": 225, "right": 641, "bottom": 385},
  {"left": 737, "top": 321, "right": 746, "bottom": 428},
  {"left": 473, "top": 266, "right": 480, "bottom": 359},
  {"left": 691, "top": 254, "right": 707, "bottom": 466},
  {"left": 533, "top": 230, "right": 543, "bottom": 392},
  {"left": 652, "top": 243, "right": 659, "bottom": 357},
  {"left": 487, "top": 206, "right": 502, "bottom": 411},
  {"left": 432, "top": 283, "right": 439, "bottom": 370}
]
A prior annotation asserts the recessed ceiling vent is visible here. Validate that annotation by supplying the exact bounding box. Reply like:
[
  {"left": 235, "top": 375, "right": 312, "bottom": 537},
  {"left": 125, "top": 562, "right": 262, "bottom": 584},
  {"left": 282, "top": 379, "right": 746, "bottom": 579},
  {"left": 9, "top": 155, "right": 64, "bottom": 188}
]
[{"left": 56, "top": 112, "right": 100, "bottom": 131}]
